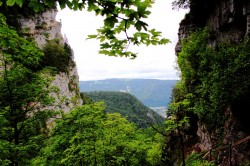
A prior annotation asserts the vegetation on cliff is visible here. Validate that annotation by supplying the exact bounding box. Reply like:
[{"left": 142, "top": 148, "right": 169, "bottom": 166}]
[
  {"left": 168, "top": 0, "right": 250, "bottom": 165},
  {"left": 42, "top": 39, "right": 75, "bottom": 73},
  {"left": 0, "top": 13, "right": 58, "bottom": 165},
  {"left": 176, "top": 28, "right": 250, "bottom": 124},
  {"left": 165, "top": 28, "right": 250, "bottom": 165}
]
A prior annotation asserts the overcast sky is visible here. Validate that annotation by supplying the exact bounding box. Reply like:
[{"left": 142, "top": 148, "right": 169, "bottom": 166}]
[{"left": 56, "top": 0, "right": 188, "bottom": 81}]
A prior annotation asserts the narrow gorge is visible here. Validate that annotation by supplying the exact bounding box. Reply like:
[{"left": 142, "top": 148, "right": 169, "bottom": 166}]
[{"left": 0, "top": 0, "right": 249, "bottom": 165}]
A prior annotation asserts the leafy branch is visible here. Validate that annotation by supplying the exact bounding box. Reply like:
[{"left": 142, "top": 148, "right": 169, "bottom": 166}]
[{"left": 2, "top": 0, "right": 170, "bottom": 58}]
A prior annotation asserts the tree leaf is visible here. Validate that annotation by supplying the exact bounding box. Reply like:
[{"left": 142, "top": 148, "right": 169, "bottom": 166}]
[
  {"left": 6, "top": 0, "right": 16, "bottom": 6},
  {"left": 15, "top": 0, "right": 24, "bottom": 7},
  {"left": 86, "top": 34, "right": 97, "bottom": 39},
  {"left": 104, "top": 16, "right": 118, "bottom": 28},
  {"left": 135, "top": 21, "right": 142, "bottom": 31}
]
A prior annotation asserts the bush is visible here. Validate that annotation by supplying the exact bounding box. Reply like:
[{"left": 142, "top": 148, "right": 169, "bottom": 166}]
[
  {"left": 42, "top": 39, "right": 73, "bottom": 73},
  {"left": 185, "top": 153, "right": 215, "bottom": 166}
]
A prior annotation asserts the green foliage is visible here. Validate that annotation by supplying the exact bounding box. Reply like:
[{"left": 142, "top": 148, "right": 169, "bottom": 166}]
[
  {"left": 42, "top": 39, "right": 73, "bottom": 73},
  {"left": 34, "top": 103, "right": 163, "bottom": 165},
  {"left": 185, "top": 153, "right": 214, "bottom": 166},
  {"left": 175, "top": 28, "right": 250, "bottom": 124},
  {"left": 1, "top": 0, "right": 56, "bottom": 12},
  {"left": 83, "top": 91, "right": 164, "bottom": 128},
  {"left": 169, "top": 84, "right": 194, "bottom": 112},
  {"left": 178, "top": 28, "right": 211, "bottom": 90},
  {"left": 80, "top": 92, "right": 93, "bottom": 105},
  {"left": 0, "top": 14, "right": 44, "bottom": 70},
  {"left": 146, "top": 133, "right": 164, "bottom": 165},
  {"left": 165, "top": 116, "right": 189, "bottom": 134},
  {"left": 0, "top": 1, "right": 169, "bottom": 164},
  {"left": 0, "top": 13, "right": 57, "bottom": 165},
  {"left": 2, "top": 0, "right": 169, "bottom": 58}
]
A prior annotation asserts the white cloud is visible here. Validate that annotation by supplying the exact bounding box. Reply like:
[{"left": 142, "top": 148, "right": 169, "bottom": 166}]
[{"left": 56, "top": 0, "right": 188, "bottom": 81}]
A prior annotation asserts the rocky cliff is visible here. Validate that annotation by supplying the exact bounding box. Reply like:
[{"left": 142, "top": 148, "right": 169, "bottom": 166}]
[
  {"left": 176, "top": 0, "right": 250, "bottom": 54},
  {"left": 173, "top": 0, "right": 250, "bottom": 165},
  {"left": 19, "top": 9, "right": 82, "bottom": 112}
]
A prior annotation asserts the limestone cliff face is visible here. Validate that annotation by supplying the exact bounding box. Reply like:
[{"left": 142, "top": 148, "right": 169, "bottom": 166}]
[
  {"left": 20, "top": 9, "right": 82, "bottom": 112},
  {"left": 176, "top": 0, "right": 250, "bottom": 54},
  {"left": 20, "top": 9, "right": 64, "bottom": 47},
  {"left": 175, "top": 0, "right": 250, "bottom": 165}
]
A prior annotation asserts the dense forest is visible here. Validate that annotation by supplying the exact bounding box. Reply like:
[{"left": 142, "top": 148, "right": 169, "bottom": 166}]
[
  {"left": 32, "top": 103, "right": 165, "bottom": 165},
  {"left": 0, "top": 0, "right": 249, "bottom": 165},
  {"left": 83, "top": 91, "right": 164, "bottom": 128}
]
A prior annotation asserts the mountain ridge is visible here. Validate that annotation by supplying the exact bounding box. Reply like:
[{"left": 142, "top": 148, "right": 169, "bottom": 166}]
[
  {"left": 84, "top": 91, "right": 165, "bottom": 128},
  {"left": 79, "top": 78, "right": 178, "bottom": 108}
]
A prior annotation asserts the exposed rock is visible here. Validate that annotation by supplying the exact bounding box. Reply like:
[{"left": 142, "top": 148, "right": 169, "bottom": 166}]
[
  {"left": 49, "top": 66, "right": 82, "bottom": 112},
  {"left": 20, "top": 9, "right": 64, "bottom": 47},
  {"left": 196, "top": 122, "right": 212, "bottom": 151},
  {"left": 19, "top": 9, "right": 82, "bottom": 112},
  {"left": 176, "top": 0, "right": 250, "bottom": 55},
  {"left": 175, "top": 18, "right": 196, "bottom": 54},
  {"left": 174, "top": 0, "right": 250, "bottom": 165}
]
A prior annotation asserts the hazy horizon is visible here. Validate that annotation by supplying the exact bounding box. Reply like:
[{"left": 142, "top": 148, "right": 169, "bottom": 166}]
[{"left": 79, "top": 77, "right": 180, "bottom": 81}]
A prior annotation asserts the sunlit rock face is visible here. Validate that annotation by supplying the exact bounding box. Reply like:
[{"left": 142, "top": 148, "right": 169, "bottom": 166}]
[{"left": 20, "top": 9, "right": 82, "bottom": 112}]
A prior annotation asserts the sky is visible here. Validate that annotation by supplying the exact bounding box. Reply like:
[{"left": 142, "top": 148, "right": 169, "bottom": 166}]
[{"left": 56, "top": 1, "right": 188, "bottom": 81}]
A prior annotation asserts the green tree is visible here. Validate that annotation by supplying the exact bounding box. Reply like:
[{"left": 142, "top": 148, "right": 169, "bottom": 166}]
[
  {"left": 34, "top": 102, "right": 162, "bottom": 165},
  {"left": 84, "top": 91, "right": 164, "bottom": 128},
  {"left": 0, "top": 13, "right": 57, "bottom": 165},
  {"left": 1, "top": 0, "right": 169, "bottom": 58}
]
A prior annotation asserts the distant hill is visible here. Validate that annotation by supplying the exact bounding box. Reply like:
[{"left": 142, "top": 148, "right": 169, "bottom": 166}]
[
  {"left": 83, "top": 91, "right": 165, "bottom": 128},
  {"left": 79, "top": 79, "right": 178, "bottom": 108}
]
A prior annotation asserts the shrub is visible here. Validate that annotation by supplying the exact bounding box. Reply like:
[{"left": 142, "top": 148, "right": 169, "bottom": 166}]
[
  {"left": 42, "top": 39, "right": 73, "bottom": 73},
  {"left": 185, "top": 153, "right": 215, "bottom": 166}
]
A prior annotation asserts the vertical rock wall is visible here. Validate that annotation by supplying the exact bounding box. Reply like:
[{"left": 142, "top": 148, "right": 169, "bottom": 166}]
[
  {"left": 244, "top": 2, "right": 250, "bottom": 36},
  {"left": 20, "top": 9, "right": 64, "bottom": 47},
  {"left": 20, "top": 9, "right": 82, "bottom": 112},
  {"left": 176, "top": 0, "right": 250, "bottom": 55},
  {"left": 175, "top": 0, "right": 250, "bottom": 165}
]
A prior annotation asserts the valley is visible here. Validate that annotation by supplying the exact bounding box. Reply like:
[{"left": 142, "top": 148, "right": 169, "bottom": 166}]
[{"left": 80, "top": 79, "right": 177, "bottom": 105}]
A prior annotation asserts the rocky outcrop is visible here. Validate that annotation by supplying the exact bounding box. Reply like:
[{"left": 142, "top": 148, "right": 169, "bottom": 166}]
[
  {"left": 176, "top": 0, "right": 250, "bottom": 54},
  {"left": 49, "top": 65, "right": 82, "bottom": 112},
  {"left": 20, "top": 9, "right": 64, "bottom": 47},
  {"left": 245, "top": 2, "right": 250, "bottom": 36},
  {"left": 20, "top": 9, "right": 82, "bottom": 112},
  {"left": 175, "top": 0, "right": 250, "bottom": 165}
]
